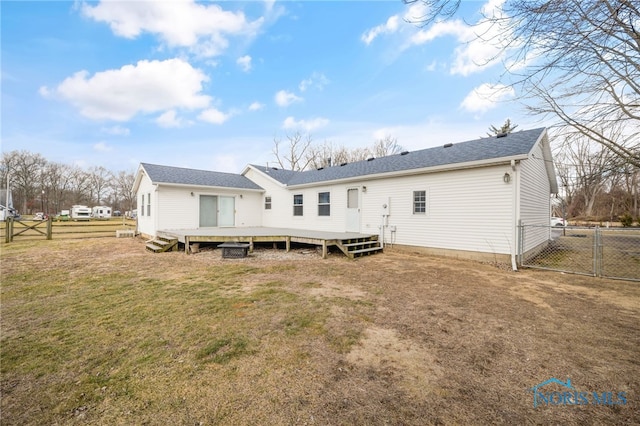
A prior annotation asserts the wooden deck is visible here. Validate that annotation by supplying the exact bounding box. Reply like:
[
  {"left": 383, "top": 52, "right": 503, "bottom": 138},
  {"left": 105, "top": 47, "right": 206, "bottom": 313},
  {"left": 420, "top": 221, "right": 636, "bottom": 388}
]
[{"left": 156, "top": 227, "right": 382, "bottom": 258}]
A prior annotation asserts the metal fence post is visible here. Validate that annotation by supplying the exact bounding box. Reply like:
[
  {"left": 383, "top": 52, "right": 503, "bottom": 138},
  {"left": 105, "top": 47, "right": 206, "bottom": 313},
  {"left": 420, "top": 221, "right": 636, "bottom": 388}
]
[{"left": 517, "top": 220, "right": 523, "bottom": 266}]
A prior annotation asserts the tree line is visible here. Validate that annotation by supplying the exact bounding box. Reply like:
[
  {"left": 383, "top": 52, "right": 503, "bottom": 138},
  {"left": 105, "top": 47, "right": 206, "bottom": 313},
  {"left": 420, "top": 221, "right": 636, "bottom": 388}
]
[
  {"left": 0, "top": 150, "right": 135, "bottom": 216},
  {"left": 272, "top": 132, "right": 404, "bottom": 171}
]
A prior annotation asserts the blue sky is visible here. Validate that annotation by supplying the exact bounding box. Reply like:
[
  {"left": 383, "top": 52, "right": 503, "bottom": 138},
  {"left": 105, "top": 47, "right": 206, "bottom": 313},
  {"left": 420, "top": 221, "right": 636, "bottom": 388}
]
[{"left": 1, "top": 0, "right": 545, "bottom": 173}]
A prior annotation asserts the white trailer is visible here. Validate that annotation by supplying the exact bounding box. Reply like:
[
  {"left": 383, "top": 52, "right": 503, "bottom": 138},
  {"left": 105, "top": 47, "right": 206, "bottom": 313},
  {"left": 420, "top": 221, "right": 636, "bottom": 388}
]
[
  {"left": 92, "top": 206, "right": 112, "bottom": 219},
  {"left": 70, "top": 205, "right": 92, "bottom": 221}
]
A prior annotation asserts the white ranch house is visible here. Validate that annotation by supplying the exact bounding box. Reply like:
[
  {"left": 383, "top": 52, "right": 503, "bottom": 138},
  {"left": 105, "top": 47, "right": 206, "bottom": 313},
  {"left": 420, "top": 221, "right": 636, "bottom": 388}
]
[{"left": 133, "top": 127, "right": 558, "bottom": 264}]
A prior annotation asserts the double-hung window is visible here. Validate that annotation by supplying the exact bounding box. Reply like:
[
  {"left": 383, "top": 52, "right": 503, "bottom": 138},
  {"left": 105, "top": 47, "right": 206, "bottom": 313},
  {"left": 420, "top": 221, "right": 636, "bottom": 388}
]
[
  {"left": 293, "top": 194, "right": 303, "bottom": 216},
  {"left": 318, "top": 192, "right": 330, "bottom": 216},
  {"left": 413, "top": 190, "right": 426, "bottom": 214},
  {"left": 265, "top": 196, "right": 272, "bottom": 210}
]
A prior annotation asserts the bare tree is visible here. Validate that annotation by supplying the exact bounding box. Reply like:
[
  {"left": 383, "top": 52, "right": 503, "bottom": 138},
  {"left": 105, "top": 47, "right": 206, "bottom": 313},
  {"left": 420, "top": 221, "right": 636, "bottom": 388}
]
[
  {"left": 42, "top": 162, "right": 74, "bottom": 214},
  {"left": 560, "top": 133, "right": 617, "bottom": 218},
  {"left": 371, "top": 135, "right": 404, "bottom": 157},
  {"left": 306, "top": 140, "right": 339, "bottom": 169},
  {"left": 272, "top": 132, "right": 314, "bottom": 171},
  {"left": 405, "top": 0, "right": 640, "bottom": 166},
  {"left": 1, "top": 150, "right": 47, "bottom": 214},
  {"left": 87, "top": 166, "right": 113, "bottom": 205},
  {"left": 113, "top": 170, "right": 136, "bottom": 213}
]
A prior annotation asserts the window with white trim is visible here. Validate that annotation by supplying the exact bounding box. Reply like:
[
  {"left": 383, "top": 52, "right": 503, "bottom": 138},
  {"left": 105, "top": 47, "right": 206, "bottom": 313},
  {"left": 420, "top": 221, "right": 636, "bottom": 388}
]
[
  {"left": 265, "top": 196, "right": 272, "bottom": 210},
  {"left": 141, "top": 194, "right": 145, "bottom": 216},
  {"left": 318, "top": 192, "right": 330, "bottom": 216},
  {"left": 147, "top": 193, "right": 151, "bottom": 216},
  {"left": 293, "top": 194, "right": 303, "bottom": 216},
  {"left": 413, "top": 190, "right": 426, "bottom": 214}
]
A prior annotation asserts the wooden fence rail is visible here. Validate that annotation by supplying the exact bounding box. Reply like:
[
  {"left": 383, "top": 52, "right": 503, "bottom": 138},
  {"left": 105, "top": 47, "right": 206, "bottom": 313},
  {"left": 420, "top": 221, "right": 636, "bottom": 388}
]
[{"left": 1, "top": 218, "right": 137, "bottom": 242}]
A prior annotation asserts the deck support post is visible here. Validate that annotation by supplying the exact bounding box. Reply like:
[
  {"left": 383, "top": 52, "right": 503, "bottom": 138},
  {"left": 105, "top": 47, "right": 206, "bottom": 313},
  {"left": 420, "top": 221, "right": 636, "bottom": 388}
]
[
  {"left": 185, "top": 236, "right": 190, "bottom": 254},
  {"left": 322, "top": 240, "right": 327, "bottom": 259},
  {"left": 249, "top": 237, "right": 254, "bottom": 252},
  {"left": 285, "top": 236, "right": 291, "bottom": 252}
]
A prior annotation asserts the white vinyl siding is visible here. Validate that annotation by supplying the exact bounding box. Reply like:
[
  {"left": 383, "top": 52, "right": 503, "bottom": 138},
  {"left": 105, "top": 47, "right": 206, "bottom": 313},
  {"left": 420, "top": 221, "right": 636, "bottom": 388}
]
[
  {"left": 357, "top": 166, "right": 514, "bottom": 255},
  {"left": 519, "top": 138, "right": 554, "bottom": 253}
]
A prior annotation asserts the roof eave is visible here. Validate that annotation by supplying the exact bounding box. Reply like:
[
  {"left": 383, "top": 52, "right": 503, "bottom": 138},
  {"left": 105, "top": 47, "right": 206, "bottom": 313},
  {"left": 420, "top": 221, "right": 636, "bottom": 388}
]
[
  {"left": 155, "top": 182, "right": 264, "bottom": 192},
  {"left": 243, "top": 164, "right": 290, "bottom": 187}
]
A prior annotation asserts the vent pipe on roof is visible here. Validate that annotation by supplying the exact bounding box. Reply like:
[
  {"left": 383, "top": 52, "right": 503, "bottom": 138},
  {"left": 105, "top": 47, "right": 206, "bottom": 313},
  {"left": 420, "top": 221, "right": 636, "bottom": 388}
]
[
  {"left": 496, "top": 132, "right": 508, "bottom": 138},
  {"left": 400, "top": 151, "right": 409, "bottom": 155},
  {"left": 443, "top": 143, "right": 453, "bottom": 148},
  {"left": 340, "top": 162, "right": 348, "bottom": 167},
  {"left": 367, "top": 157, "right": 375, "bottom": 161}
]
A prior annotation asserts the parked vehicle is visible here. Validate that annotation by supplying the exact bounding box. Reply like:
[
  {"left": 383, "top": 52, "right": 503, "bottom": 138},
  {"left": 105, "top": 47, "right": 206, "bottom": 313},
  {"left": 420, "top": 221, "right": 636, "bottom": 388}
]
[
  {"left": 0, "top": 206, "right": 20, "bottom": 221},
  {"left": 113, "top": 210, "right": 122, "bottom": 217},
  {"left": 92, "top": 206, "right": 112, "bottom": 219},
  {"left": 54, "top": 210, "right": 70, "bottom": 221},
  {"left": 70, "top": 205, "right": 92, "bottom": 221},
  {"left": 33, "top": 212, "right": 46, "bottom": 221},
  {"left": 551, "top": 217, "right": 566, "bottom": 227}
]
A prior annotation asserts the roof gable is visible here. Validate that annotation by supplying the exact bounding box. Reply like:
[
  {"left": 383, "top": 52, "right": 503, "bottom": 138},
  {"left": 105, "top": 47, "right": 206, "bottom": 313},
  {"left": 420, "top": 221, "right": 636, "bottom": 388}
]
[
  {"left": 252, "top": 128, "right": 548, "bottom": 186},
  {"left": 140, "top": 163, "right": 262, "bottom": 190}
]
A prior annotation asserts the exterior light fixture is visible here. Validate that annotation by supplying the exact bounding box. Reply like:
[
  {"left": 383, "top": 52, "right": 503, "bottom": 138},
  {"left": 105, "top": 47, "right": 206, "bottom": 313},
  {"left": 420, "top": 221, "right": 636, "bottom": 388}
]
[{"left": 503, "top": 173, "right": 511, "bottom": 183}]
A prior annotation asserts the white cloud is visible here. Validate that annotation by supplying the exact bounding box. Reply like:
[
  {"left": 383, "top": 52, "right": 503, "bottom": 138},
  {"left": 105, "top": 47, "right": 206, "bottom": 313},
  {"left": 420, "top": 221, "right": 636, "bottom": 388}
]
[
  {"left": 198, "top": 107, "right": 230, "bottom": 125},
  {"left": 361, "top": 15, "right": 400, "bottom": 45},
  {"left": 299, "top": 72, "right": 329, "bottom": 92},
  {"left": 460, "top": 83, "right": 515, "bottom": 114},
  {"left": 101, "top": 125, "right": 130, "bottom": 135},
  {"left": 93, "top": 141, "right": 112, "bottom": 152},
  {"left": 156, "top": 110, "right": 185, "bottom": 128},
  {"left": 403, "top": 2, "right": 430, "bottom": 23},
  {"left": 237, "top": 55, "right": 252, "bottom": 72},
  {"left": 46, "top": 58, "right": 210, "bottom": 121},
  {"left": 248, "top": 101, "right": 264, "bottom": 111},
  {"left": 407, "top": 0, "right": 512, "bottom": 76},
  {"left": 282, "top": 116, "right": 329, "bottom": 132},
  {"left": 38, "top": 86, "right": 51, "bottom": 98},
  {"left": 274, "top": 90, "right": 303, "bottom": 107},
  {"left": 82, "top": 0, "right": 263, "bottom": 58}
]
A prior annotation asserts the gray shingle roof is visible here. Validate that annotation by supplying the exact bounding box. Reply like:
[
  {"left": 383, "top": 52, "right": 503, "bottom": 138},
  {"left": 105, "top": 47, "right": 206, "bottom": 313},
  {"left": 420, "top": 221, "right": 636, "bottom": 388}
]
[
  {"left": 251, "top": 127, "right": 547, "bottom": 186},
  {"left": 141, "top": 163, "right": 263, "bottom": 190}
]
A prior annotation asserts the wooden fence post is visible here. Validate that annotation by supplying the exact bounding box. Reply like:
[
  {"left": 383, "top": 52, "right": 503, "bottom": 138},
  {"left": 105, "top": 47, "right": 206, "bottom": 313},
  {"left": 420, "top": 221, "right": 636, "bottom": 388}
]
[
  {"left": 47, "top": 216, "right": 53, "bottom": 240},
  {"left": 4, "top": 217, "right": 12, "bottom": 243}
]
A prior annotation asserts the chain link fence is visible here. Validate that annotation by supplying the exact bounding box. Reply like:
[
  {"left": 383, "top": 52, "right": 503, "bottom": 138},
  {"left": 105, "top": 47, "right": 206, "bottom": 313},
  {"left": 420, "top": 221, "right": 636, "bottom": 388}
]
[{"left": 519, "top": 225, "right": 640, "bottom": 282}]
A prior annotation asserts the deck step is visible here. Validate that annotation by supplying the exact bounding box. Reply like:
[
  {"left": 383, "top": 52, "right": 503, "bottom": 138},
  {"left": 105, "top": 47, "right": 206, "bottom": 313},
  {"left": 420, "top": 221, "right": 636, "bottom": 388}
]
[
  {"left": 146, "top": 236, "right": 178, "bottom": 253},
  {"left": 337, "top": 235, "right": 383, "bottom": 259}
]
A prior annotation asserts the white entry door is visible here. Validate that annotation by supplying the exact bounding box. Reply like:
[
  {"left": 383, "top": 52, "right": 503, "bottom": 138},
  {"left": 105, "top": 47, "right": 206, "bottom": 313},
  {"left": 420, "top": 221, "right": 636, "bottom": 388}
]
[
  {"left": 346, "top": 188, "right": 360, "bottom": 232},
  {"left": 218, "top": 196, "right": 235, "bottom": 227}
]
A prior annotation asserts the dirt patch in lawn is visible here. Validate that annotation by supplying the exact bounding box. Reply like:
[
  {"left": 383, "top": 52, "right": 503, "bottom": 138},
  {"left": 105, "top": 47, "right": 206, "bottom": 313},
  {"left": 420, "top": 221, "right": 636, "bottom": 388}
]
[{"left": 1, "top": 238, "right": 639, "bottom": 425}]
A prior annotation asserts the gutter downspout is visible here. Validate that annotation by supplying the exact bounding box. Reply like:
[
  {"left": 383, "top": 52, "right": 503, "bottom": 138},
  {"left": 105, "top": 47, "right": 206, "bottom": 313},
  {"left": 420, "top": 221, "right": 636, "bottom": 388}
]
[{"left": 511, "top": 160, "right": 519, "bottom": 271}]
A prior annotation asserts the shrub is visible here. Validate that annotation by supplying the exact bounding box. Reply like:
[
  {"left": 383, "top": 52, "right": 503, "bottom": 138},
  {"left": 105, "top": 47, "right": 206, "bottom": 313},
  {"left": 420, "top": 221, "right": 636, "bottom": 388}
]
[{"left": 619, "top": 213, "right": 634, "bottom": 227}]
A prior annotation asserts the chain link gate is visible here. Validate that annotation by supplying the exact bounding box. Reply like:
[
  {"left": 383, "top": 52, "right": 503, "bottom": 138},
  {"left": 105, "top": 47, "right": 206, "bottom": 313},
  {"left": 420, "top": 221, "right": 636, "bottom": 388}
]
[{"left": 519, "top": 225, "right": 640, "bottom": 282}]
